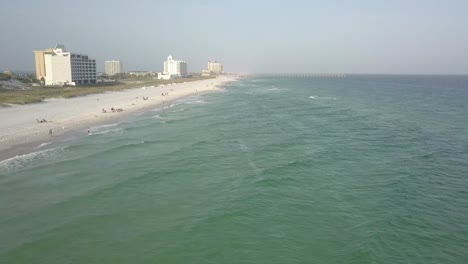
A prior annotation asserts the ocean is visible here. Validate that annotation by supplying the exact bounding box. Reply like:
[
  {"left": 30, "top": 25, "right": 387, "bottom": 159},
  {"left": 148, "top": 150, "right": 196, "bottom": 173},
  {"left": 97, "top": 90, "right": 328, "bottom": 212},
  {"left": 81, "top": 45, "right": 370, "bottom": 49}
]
[{"left": 0, "top": 75, "right": 467, "bottom": 263}]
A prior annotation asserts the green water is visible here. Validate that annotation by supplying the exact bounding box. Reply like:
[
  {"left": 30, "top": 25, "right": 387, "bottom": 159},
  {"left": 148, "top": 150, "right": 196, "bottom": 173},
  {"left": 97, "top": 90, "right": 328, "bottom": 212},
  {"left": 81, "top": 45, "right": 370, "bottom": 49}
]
[{"left": 1, "top": 76, "right": 467, "bottom": 263}]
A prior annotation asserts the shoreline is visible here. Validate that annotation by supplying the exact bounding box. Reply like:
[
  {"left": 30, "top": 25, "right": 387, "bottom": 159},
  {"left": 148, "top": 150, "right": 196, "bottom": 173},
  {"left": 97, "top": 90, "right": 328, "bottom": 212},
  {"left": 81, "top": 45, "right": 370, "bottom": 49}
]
[{"left": 0, "top": 76, "right": 236, "bottom": 162}]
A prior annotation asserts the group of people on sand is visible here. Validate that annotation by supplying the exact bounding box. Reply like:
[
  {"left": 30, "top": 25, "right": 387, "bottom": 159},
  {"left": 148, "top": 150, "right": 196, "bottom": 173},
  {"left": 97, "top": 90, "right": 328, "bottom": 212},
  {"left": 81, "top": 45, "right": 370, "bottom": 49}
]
[
  {"left": 36, "top": 118, "right": 48, "bottom": 123},
  {"left": 142, "top": 96, "right": 149, "bottom": 100},
  {"left": 101, "top": 107, "right": 123, "bottom": 113},
  {"left": 161, "top": 92, "right": 169, "bottom": 96}
]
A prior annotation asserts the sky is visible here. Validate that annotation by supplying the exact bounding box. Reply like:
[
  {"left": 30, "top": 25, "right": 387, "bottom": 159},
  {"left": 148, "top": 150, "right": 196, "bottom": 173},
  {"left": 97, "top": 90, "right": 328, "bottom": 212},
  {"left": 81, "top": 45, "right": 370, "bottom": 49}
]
[{"left": 0, "top": 0, "right": 467, "bottom": 74}]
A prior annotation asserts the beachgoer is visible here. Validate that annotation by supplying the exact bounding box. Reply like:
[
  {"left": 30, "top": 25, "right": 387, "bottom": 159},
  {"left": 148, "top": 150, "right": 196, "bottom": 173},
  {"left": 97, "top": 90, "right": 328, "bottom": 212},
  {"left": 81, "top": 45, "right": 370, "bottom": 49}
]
[{"left": 49, "top": 129, "right": 52, "bottom": 136}]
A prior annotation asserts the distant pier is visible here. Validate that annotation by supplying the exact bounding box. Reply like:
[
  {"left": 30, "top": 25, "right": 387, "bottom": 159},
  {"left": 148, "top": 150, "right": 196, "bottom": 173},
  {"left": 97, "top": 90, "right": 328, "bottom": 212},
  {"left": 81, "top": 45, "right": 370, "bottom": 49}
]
[{"left": 258, "top": 74, "right": 347, "bottom": 78}]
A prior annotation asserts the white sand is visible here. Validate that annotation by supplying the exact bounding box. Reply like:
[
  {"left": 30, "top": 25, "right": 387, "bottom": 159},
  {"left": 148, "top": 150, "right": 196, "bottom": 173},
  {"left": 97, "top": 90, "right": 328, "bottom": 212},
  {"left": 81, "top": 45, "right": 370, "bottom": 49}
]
[{"left": 0, "top": 76, "right": 235, "bottom": 154}]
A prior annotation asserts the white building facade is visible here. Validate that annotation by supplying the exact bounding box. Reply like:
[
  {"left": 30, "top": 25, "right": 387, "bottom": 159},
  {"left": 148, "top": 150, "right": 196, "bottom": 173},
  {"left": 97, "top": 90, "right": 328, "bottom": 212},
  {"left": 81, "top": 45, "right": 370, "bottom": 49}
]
[
  {"left": 43, "top": 46, "right": 74, "bottom": 86},
  {"left": 71, "top": 54, "right": 97, "bottom": 85},
  {"left": 163, "top": 55, "right": 187, "bottom": 77},
  {"left": 104, "top": 60, "right": 121, "bottom": 76},
  {"left": 208, "top": 61, "right": 223, "bottom": 74}
]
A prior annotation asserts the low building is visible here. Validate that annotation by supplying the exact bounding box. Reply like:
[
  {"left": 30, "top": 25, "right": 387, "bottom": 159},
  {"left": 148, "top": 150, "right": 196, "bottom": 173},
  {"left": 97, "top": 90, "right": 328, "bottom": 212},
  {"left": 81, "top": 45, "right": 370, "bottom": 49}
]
[
  {"left": 128, "top": 71, "right": 154, "bottom": 76},
  {"left": 163, "top": 55, "right": 187, "bottom": 77},
  {"left": 201, "top": 69, "right": 211, "bottom": 77},
  {"left": 157, "top": 72, "right": 171, "bottom": 80},
  {"left": 104, "top": 60, "right": 121, "bottom": 76}
]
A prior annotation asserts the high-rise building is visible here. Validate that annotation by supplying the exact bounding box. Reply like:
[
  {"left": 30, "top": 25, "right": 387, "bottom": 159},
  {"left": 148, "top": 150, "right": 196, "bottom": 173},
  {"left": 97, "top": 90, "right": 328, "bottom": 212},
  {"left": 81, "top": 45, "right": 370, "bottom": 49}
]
[
  {"left": 71, "top": 54, "right": 96, "bottom": 85},
  {"left": 43, "top": 45, "right": 73, "bottom": 86},
  {"left": 163, "top": 55, "right": 187, "bottom": 77},
  {"left": 207, "top": 61, "right": 223, "bottom": 74},
  {"left": 33, "top": 48, "right": 53, "bottom": 80},
  {"left": 104, "top": 60, "right": 121, "bottom": 76}
]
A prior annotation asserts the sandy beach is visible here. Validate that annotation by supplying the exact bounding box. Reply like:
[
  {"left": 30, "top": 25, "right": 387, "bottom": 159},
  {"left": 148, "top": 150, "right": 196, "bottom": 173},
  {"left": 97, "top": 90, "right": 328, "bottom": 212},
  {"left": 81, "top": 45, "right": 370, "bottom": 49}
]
[{"left": 0, "top": 76, "right": 235, "bottom": 160}]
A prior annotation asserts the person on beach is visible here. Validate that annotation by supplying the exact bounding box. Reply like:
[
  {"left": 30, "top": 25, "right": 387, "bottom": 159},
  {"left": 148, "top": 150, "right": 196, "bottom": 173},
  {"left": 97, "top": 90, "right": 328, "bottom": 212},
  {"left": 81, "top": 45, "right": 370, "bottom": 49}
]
[{"left": 49, "top": 129, "right": 53, "bottom": 136}]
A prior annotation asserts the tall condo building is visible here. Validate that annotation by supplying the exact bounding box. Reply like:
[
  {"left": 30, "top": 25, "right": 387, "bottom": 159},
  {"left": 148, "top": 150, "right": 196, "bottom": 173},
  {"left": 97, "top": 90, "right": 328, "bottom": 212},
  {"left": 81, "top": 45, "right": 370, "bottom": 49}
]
[
  {"left": 33, "top": 48, "right": 53, "bottom": 80},
  {"left": 207, "top": 61, "right": 223, "bottom": 74},
  {"left": 42, "top": 45, "right": 73, "bottom": 86},
  {"left": 163, "top": 55, "right": 187, "bottom": 77},
  {"left": 33, "top": 44, "right": 96, "bottom": 86},
  {"left": 71, "top": 54, "right": 96, "bottom": 85},
  {"left": 104, "top": 60, "right": 121, "bottom": 76}
]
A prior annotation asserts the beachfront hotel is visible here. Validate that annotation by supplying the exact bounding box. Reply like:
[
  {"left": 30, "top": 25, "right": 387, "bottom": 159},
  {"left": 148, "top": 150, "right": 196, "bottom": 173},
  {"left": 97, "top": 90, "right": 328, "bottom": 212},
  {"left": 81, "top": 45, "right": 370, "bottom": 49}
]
[
  {"left": 41, "top": 45, "right": 73, "bottom": 86},
  {"left": 71, "top": 54, "right": 96, "bottom": 85},
  {"left": 33, "top": 48, "right": 53, "bottom": 80},
  {"left": 33, "top": 44, "right": 96, "bottom": 86},
  {"left": 104, "top": 60, "right": 121, "bottom": 76},
  {"left": 207, "top": 61, "right": 223, "bottom": 74},
  {"left": 163, "top": 55, "right": 187, "bottom": 77}
]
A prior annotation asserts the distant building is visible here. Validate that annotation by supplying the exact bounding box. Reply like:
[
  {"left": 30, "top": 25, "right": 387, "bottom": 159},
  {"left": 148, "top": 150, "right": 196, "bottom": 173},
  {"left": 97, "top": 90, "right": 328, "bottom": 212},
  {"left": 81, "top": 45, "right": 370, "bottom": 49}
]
[
  {"left": 157, "top": 72, "right": 171, "bottom": 80},
  {"left": 128, "top": 71, "right": 155, "bottom": 76},
  {"left": 201, "top": 69, "right": 211, "bottom": 77},
  {"left": 163, "top": 55, "right": 187, "bottom": 77},
  {"left": 43, "top": 45, "right": 74, "bottom": 86},
  {"left": 104, "top": 60, "right": 121, "bottom": 76},
  {"left": 71, "top": 53, "right": 96, "bottom": 85},
  {"left": 207, "top": 60, "right": 223, "bottom": 74}
]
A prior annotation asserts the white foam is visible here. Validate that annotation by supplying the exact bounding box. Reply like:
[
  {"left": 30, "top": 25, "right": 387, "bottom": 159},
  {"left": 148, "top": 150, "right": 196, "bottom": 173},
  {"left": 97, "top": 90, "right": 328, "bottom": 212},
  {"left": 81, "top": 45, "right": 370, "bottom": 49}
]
[
  {"left": 266, "top": 86, "right": 285, "bottom": 91},
  {"left": 151, "top": 103, "right": 180, "bottom": 112},
  {"left": 152, "top": 115, "right": 165, "bottom": 119},
  {"left": 36, "top": 142, "right": 52, "bottom": 149},
  {"left": 88, "top": 128, "right": 123, "bottom": 136},
  {"left": 309, "top": 95, "right": 337, "bottom": 100},
  {"left": 0, "top": 147, "right": 67, "bottom": 172},
  {"left": 171, "top": 108, "right": 186, "bottom": 113},
  {"left": 91, "top": 122, "right": 120, "bottom": 130},
  {"left": 239, "top": 143, "right": 249, "bottom": 152}
]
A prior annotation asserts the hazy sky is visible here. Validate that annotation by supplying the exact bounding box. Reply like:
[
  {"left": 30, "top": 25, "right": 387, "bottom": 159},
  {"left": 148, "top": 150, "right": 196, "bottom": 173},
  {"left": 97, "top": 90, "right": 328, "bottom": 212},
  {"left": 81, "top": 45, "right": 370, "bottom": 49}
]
[{"left": 1, "top": 0, "right": 467, "bottom": 74}]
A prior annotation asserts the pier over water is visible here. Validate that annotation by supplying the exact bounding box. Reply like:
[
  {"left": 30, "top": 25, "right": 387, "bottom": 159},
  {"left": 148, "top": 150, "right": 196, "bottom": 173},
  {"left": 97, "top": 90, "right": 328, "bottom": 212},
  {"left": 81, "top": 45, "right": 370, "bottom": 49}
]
[{"left": 257, "top": 73, "right": 347, "bottom": 78}]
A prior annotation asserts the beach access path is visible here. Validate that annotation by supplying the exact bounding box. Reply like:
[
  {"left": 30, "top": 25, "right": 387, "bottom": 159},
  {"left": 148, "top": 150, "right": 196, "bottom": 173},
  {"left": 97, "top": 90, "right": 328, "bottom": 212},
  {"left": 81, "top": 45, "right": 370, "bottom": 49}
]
[{"left": 0, "top": 76, "right": 235, "bottom": 159}]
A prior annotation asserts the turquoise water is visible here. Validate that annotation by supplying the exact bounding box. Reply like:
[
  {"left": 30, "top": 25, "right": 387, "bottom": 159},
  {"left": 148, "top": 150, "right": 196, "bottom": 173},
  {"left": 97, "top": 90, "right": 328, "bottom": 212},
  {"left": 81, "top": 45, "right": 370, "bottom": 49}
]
[{"left": 1, "top": 76, "right": 467, "bottom": 263}]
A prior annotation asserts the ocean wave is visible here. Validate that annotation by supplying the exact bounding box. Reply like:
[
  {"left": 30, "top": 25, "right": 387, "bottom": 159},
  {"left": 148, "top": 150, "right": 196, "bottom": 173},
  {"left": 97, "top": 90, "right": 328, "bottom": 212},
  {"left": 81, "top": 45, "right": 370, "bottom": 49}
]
[
  {"left": 309, "top": 95, "right": 337, "bottom": 100},
  {"left": 171, "top": 108, "right": 186, "bottom": 113},
  {"left": 88, "top": 128, "right": 123, "bottom": 136},
  {"left": 0, "top": 147, "right": 67, "bottom": 173},
  {"left": 36, "top": 142, "right": 53, "bottom": 149},
  {"left": 151, "top": 103, "right": 179, "bottom": 112},
  {"left": 266, "top": 86, "right": 285, "bottom": 91},
  {"left": 184, "top": 100, "right": 207, "bottom": 104},
  {"left": 91, "top": 122, "right": 121, "bottom": 130},
  {"left": 152, "top": 115, "right": 165, "bottom": 119},
  {"left": 93, "top": 141, "right": 149, "bottom": 156}
]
